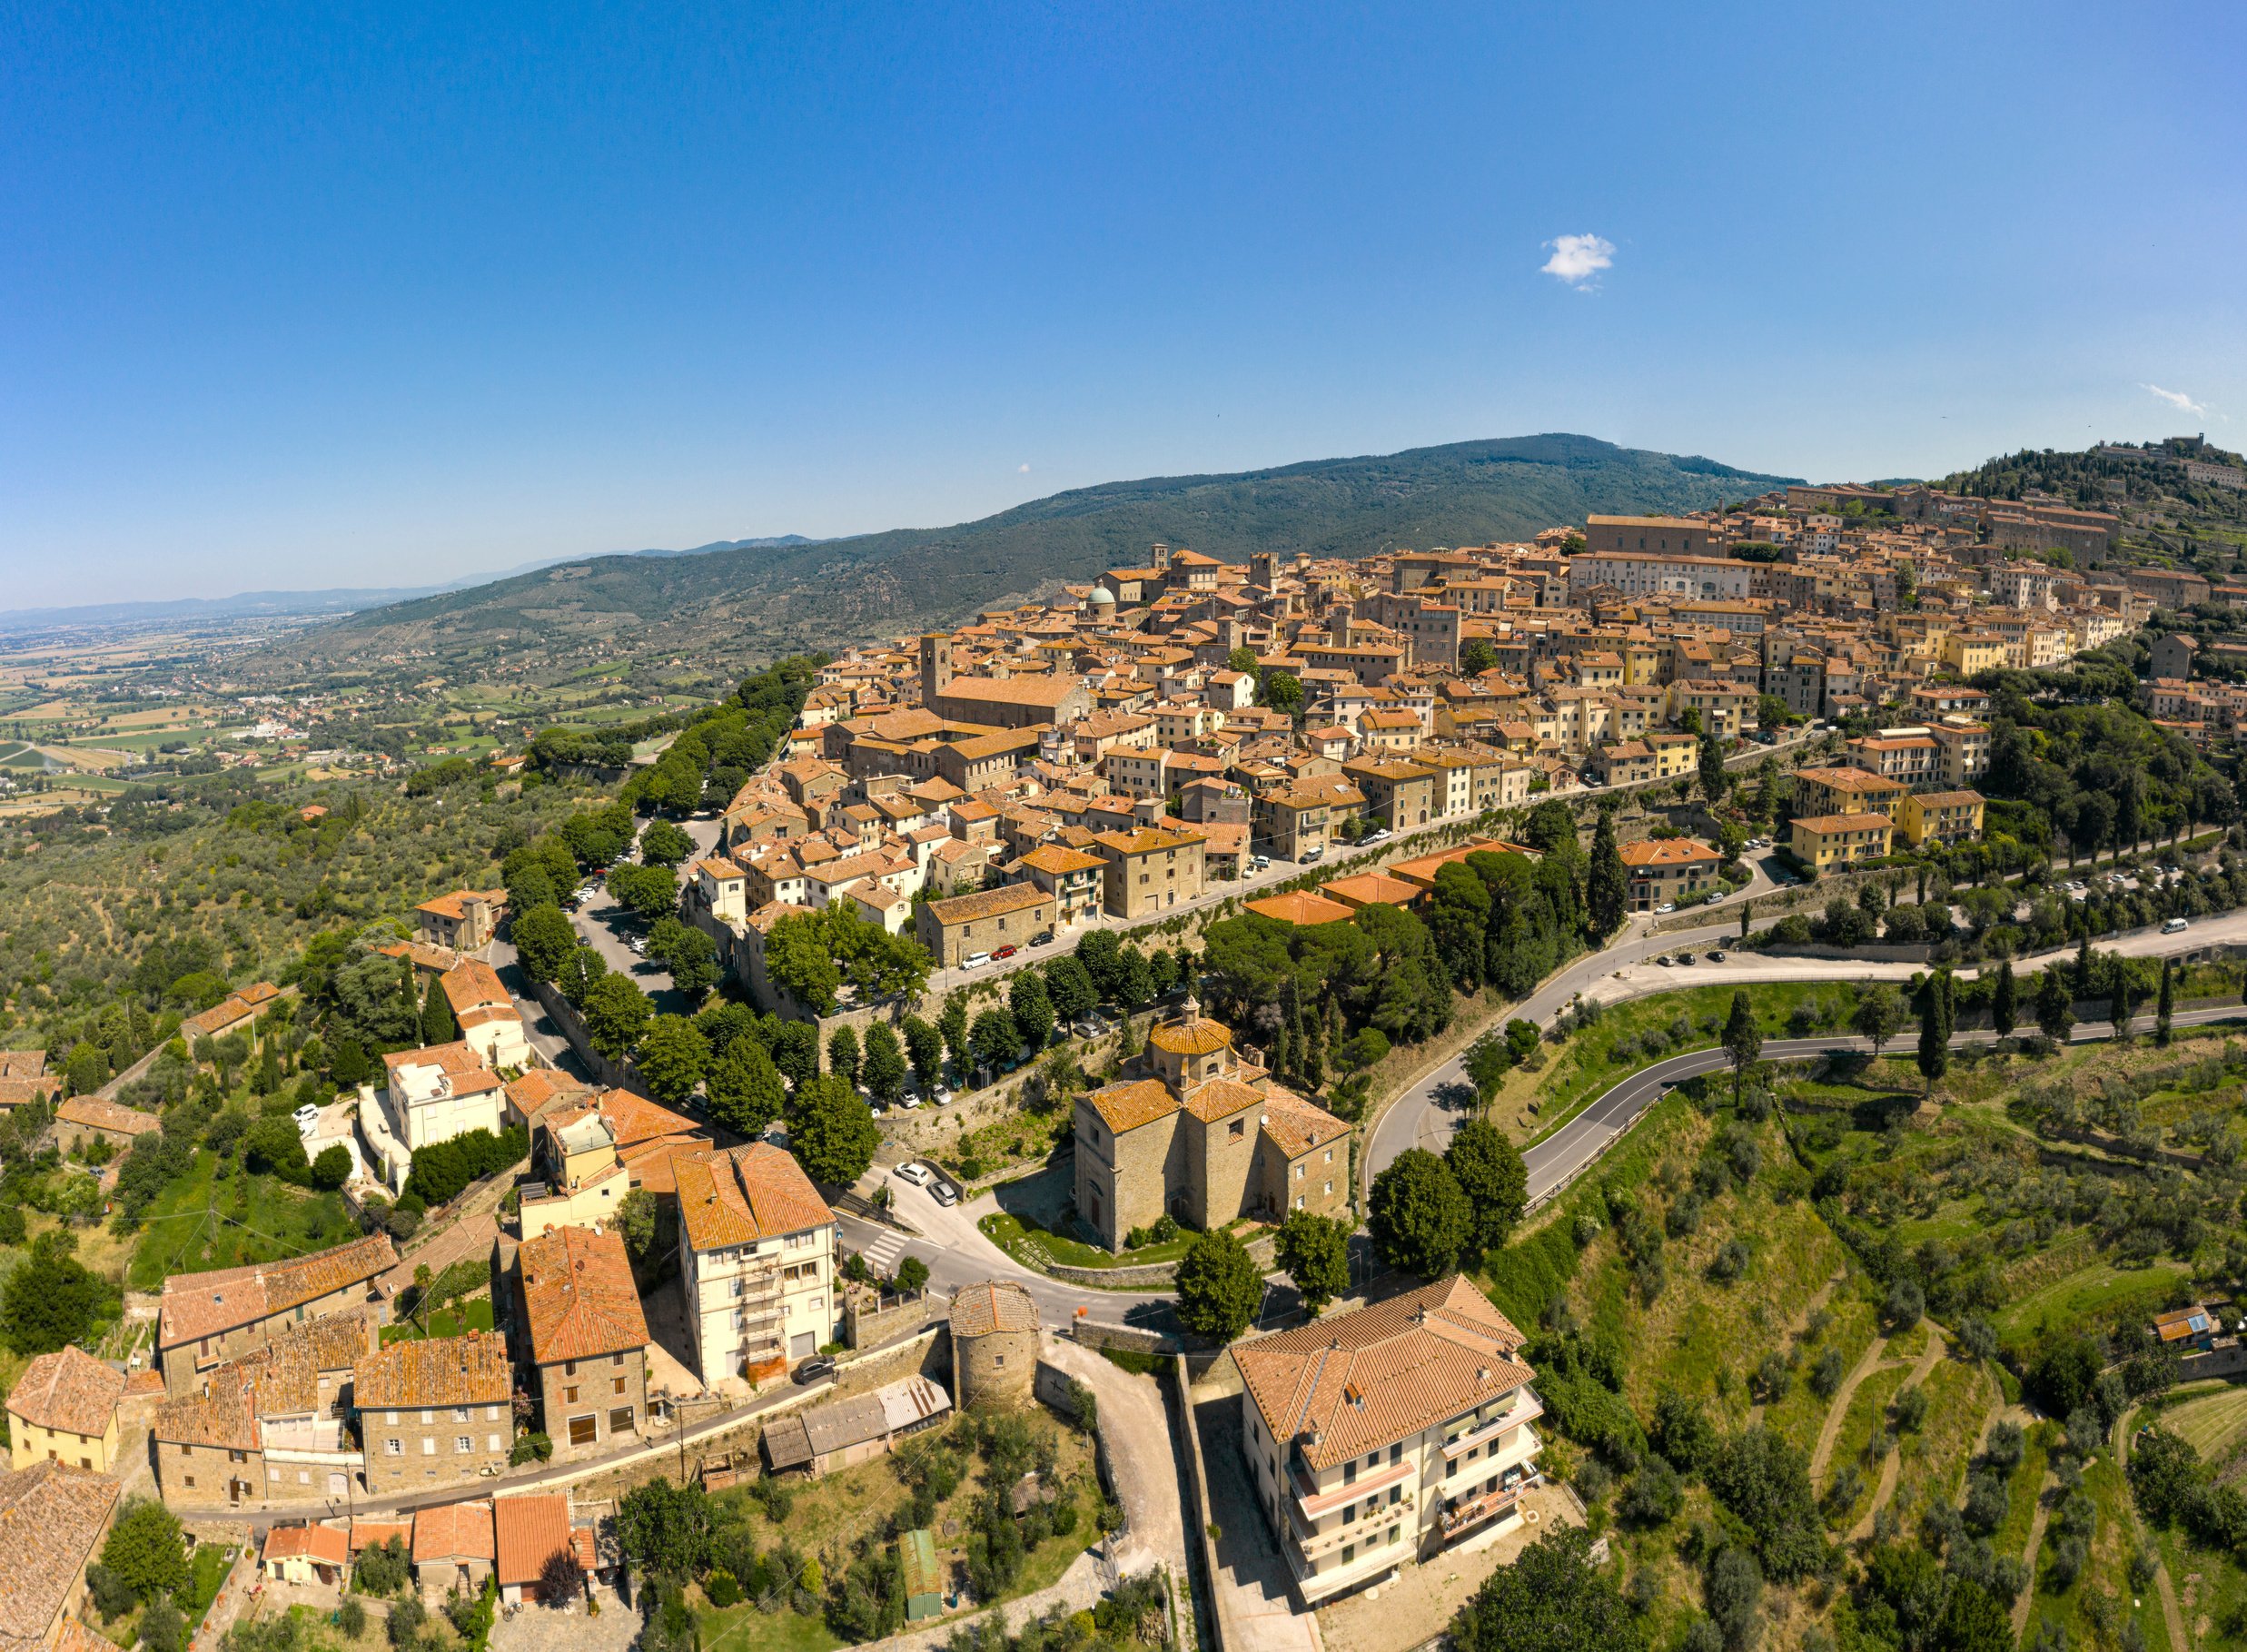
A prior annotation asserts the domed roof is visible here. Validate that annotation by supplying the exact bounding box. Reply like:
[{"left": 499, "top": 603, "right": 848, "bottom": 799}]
[
  {"left": 1148, "top": 995, "right": 1232, "bottom": 1057},
  {"left": 1088, "top": 587, "right": 1117, "bottom": 607}
]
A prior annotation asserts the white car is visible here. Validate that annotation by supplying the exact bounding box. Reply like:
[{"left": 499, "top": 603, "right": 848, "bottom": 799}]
[
  {"left": 2162, "top": 916, "right": 2189, "bottom": 934},
  {"left": 1367, "top": 828, "right": 1392, "bottom": 844},
  {"left": 895, "top": 1162, "right": 935, "bottom": 1188},
  {"left": 961, "top": 952, "right": 991, "bottom": 970},
  {"left": 628, "top": 936, "right": 648, "bottom": 955},
  {"left": 1656, "top": 903, "right": 1676, "bottom": 915},
  {"left": 934, "top": 1085, "right": 955, "bottom": 1105}
]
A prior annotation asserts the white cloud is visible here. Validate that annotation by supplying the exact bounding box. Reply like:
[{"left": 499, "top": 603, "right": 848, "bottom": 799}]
[
  {"left": 2144, "top": 383, "right": 2206, "bottom": 418},
  {"left": 1018, "top": 462, "right": 1031, "bottom": 473},
  {"left": 1540, "top": 233, "right": 1615, "bottom": 286}
]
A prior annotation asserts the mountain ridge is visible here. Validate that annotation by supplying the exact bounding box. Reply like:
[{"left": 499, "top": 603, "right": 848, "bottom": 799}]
[{"left": 257, "top": 433, "right": 1802, "bottom": 677}]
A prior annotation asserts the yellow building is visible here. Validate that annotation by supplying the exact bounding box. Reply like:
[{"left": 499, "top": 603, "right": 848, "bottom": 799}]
[
  {"left": 1791, "top": 766, "right": 1906, "bottom": 821},
  {"left": 1647, "top": 731, "right": 1699, "bottom": 778},
  {"left": 1894, "top": 789, "right": 1986, "bottom": 847},
  {"left": 6, "top": 1347, "right": 124, "bottom": 1474},
  {"left": 1939, "top": 631, "right": 2008, "bottom": 676},
  {"left": 1789, "top": 812, "right": 1894, "bottom": 869}
]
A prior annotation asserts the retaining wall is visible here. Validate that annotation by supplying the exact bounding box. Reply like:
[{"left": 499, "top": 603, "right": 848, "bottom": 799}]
[{"left": 1045, "top": 1231, "right": 1278, "bottom": 1292}]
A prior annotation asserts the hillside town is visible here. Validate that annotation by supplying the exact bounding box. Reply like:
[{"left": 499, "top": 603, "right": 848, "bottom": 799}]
[{"left": 10, "top": 480, "right": 2247, "bottom": 1652}]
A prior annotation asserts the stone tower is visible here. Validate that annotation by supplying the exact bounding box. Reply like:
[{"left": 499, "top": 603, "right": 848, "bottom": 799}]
[
  {"left": 949, "top": 1281, "right": 1039, "bottom": 1410},
  {"left": 919, "top": 632, "right": 955, "bottom": 707}
]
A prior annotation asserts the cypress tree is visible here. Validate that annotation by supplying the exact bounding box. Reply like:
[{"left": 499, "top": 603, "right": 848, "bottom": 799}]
[
  {"left": 421, "top": 974, "right": 458, "bottom": 1046},
  {"left": 2075, "top": 933, "right": 2094, "bottom": 994},
  {"left": 2155, "top": 958, "right": 2174, "bottom": 1048},
  {"left": 2111, "top": 976, "right": 2135, "bottom": 1043},
  {"left": 1916, "top": 980, "right": 1949, "bottom": 1099},
  {"left": 1991, "top": 958, "right": 2017, "bottom": 1041}
]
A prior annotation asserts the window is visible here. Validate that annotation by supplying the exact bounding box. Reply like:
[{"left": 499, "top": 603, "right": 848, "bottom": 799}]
[
  {"left": 565, "top": 1385, "right": 579, "bottom": 1404},
  {"left": 569, "top": 1415, "right": 598, "bottom": 1447},
  {"left": 609, "top": 1406, "right": 635, "bottom": 1434},
  {"left": 994, "top": 1355, "right": 1005, "bottom": 1368},
  {"left": 1228, "top": 1119, "right": 1244, "bottom": 1140},
  {"left": 1324, "top": 1181, "right": 1333, "bottom": 1195},
  {"left": 299, "top": 1469, "right": 311, "bottom": 1484},
  {"left": 453, "top": 1407, "right": 470, "bottom": 1423},
  {"left": 455, "top": 1436, "right": 471, "bottom": 1453},
  {"left": 422, "top": 1438, "right": 436, "bottom": 1455},
  {"left": 1294, "top": 1195, "right": 1304, "bottom": 1209},
  {"left": 386, "top": 1439, "right": 402, "bottom": 1456},
  {"left": 183, "top": 1475, "right": 195, "bottom": 1489},
  {"left": 386, "top": 1411, "right": 399, "bottom": 1426},
  {"left": 486, "top": 1405, "right": 501, "bottom": 1421},
  {"left": 613, "top": 1377, "right": 628, "bottom": 1396},
  {"left": 488, "top": 1434, "right": 502, "bottom": 1452},
  {"left": 613, "top": 1352, "right": 626, "bottom": 1367}
]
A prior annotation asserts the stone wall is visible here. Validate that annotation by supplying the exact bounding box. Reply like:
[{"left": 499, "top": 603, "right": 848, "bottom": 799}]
[
  {"left": 956, "top": 1323, "right": 1039, "bottom": 1410},
  {"left": 1046, "top": 1230, "right": 1277, "bottom": 1292},
  {"left": 844, "top": 1287, "right": 942, "bottom": 1350},
  {"left": 828, "top": 1324, "right": 950, "bottom": 1401}
]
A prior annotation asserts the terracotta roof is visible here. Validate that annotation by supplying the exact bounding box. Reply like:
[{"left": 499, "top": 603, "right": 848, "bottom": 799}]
[
  {"left": 440, "top": 958, "right": 512, "bottom": 1015},
  {"left": 264, "top": 1524, "right": 351, "bottom": 1567},
  {"left": 158, "top": 1232, "right": 397, "bottom": 1350},
  {"left": 505, "top": 1070, "right": 593, "bottom": 1123},
  {"left": 493, "top": 1493, "right": 575, "bottom": 1586},
  {"left": 54, "top": 1096, "right": 163, "bottom": 1136},
  {"left": 1256, "top": 1087, "right": 1351, "bottom": 1159},
  {"left": 5, "top": 1348, "right": 124, "bottom": 1439},
  {"left": 1083, "top": 1077, "right": 1178, "bottom": 1135},
  {"left": 1182, "top": 1077, "right": 1264, "bottom": 1123},
  {"left": 0, "top": 1463, "right": 123, "bottom": 1652},
  {"left": 676, "top": 1142, "right": 835, "bottom": 1251},
  {"left": 923, "top": 883, "right": 1052, "bottom": 925},
  {"left": 353, "top": 1331, "right": 512, "bottom": 1410},
  {"left": 1909, "top": 789, "right": 1985, "bottom": 806},
  {"left": 518, "top": 1224, "right": 649, "bottom": 1366},
  {"left": 590, "top": 1088, "right": 700, "bottom": 1148},
  {"left": 1318, "top": 872, "right": 1420, "bottom": 908},
  {"left": 1017, "top": 844, "right": 1104, "bottom": 875},
  {"left": 416, "top": 889, "right": 506, "bottom": 921},
  {"left": 948, "top": 1281, "right": 1040, "bottom": 1339},
  {"left": 412, "top": 1499, "right": 496, "bottom": 1563},
  {"left": 1617, "top": 837, "right": 1717, "bottom": 868},
  {"left": 1233, "top": 1276, "right": 1535, "bottom": 1470},
  {"left": 1243, "top": 891, "right": 1356, "bottom": 926},
  {"left": 48, "top": 1618, "right": 114, "bottom": 1652},
  {"left": 1793, "top": 812, "right": 1893, "bottom": 834}
]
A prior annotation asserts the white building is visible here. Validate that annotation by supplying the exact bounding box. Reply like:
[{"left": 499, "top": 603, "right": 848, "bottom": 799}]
[
  {"left": 1234, "top": 1276, "right": 1544, "bottom": 1607},
  {"left": 673, "top": 1143, "right": 842, "bottom": 1385},
  {"left": 358, "top": 1042, "right": 505, "bottom": 1192}
]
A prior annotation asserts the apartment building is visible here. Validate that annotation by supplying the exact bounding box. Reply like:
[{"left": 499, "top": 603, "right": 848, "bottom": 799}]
[
  {"left": 1844, "top": 733, "right": 1941, "bottom": 786},
  {"left": 674, "top": 1143, "right": 839, "bottom": 1385},
  {"left": 1617, "top": 837, "right": 1720, "bottom": 913},
  {"left": 1788, "top": 812, "right": 1894, "bottom": 869},
  {"left": 1235, "top": 1276, "right": 1542, "bottom": 1607},
  {"left": 1790, "top": 767, "right": 1906, "bottom": 821},
  {"left": 1894, "top": 790, "right": 1986, "bottom": 847},
  {"left": 157, "top": 1233, "right": 396, "bottom": 1398},
  {"left": 914, "top": 884, "right": 1055, "bottom": 967},
  {"left": 355, "top": 1333, "right": 514, "bottom": 1494},
  {"left": 1925, "top": 717, "right": 1991, "bottom": 786},
  {"left": 1093, "top": 825, "right": 1208, "bottom": 918}
]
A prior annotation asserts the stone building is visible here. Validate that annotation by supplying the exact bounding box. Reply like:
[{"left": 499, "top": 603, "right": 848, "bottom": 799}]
[
  {"left": 949, "top": 1282, "right": 1039, "bottom": 1410},
  {"left": 354, "top": 1332, "right": 513, "bottom": 1494},
  {"left": 153, "top": 1312, "right": 375, "bottom": 1509},
  {"left": 157, "top": 1233, "right": 396, "bottom": 1398},
  {"left": 674, "top": 1143, "right": 840, "bottom": 1384},
  {"left": 1071, "top": 998, "right": 1351, "bottom": 1251},
  {"left": 512, "top": 1223, "right": 650, "bottom": 1458}
]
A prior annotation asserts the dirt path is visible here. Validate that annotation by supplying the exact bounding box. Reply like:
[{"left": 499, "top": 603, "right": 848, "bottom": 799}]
[
  {"left": 1809, "top": 1334, "right": 1894, "bottom": 1482},
  {"left": 2010, "top": 1468, "right": 2058, "bottom": 1643},
  {"left": 1748, "top": 1271, "right": 1846, "bottom": 1430},
  {"left": 2115, "top": 1408, "right": 2191, "bottom": 1652},
  {"left": 1848, "top": 1329, "right": 1948, "bottom": 1543}
]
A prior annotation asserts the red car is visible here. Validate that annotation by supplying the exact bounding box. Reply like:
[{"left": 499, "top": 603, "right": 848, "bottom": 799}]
[{"left": 991, "top": 945, "right": 1019, "bottom": 961}]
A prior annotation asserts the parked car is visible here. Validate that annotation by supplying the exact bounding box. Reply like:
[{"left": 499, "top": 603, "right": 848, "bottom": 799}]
[
  {"left": 1708, "top": 950, "right": 1727, "bottom": 962},
  {"left": 931, "top": 1181, "right": 960, "bottom": 1207},
  {"left": 1656, "top": 902, "right": 1676, "bottom": 915},
  {"left": 1031, "top": 931, "right": 1054, "bottom": 947},
  {"left": 1250, "top": 855, "right": 1271, "bottom": 870},
  {"left": 1677, "top": 953, "right": 1698, "bottom": 965},
  {"left": 896, "top": 1162, "right": 935, "bottom": 1187},
  {"left": 1301, "top": 846, "right": 1324, "bottom": 863},
  {"left": 2163, "top": 916, "right": 2190, "bottom": 934},
  {"left": 1655, "top": 955, "right": 1674, "bottom": 966},
  {"left": 793, "top": 1357, "right": 836, "bottom": 1385},
  {"left": 992, "top": 945, "right": 1019, "bottom": 961},
  {"left": 933, "top": 1085, "right": 955, "bottom": 1105},
  {"left": 1366, "top": 828, "right": 1392, "bottom": 844},
  {"left": 962, "top": 952, "right": 991, "bottom": 969}
]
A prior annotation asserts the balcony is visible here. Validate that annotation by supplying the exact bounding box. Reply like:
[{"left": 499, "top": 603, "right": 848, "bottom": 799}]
[
  {"left": 1288, "top": 1453, "right": 1412, "bottom": 1521},
  {"left": 1439, "top": 1483, "right": 1522, "bottom": 1542},
  {"left": 1440, "top": 1390, "right": 1542, "bottom": 1463},
  {"left": 1280, "top": 1520, "right": 1412, "bottom": 1602}
]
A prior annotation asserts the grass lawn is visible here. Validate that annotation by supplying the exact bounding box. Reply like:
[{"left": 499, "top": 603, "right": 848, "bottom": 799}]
[
  {"left": 1993, "top": 1259, "right": 2196, "bottom": 1352},
  {"left": 2024, "top": 1450, "right": 2173, "bottom": 1652},
  {"left": 978, "top": 1210, "right": 1216, "bottom": 1272},
  {"left": 381, "top": 1298, "right": 497, "bottom": 1344},
  {"left": 2157, "top": 1381, "right": 2247, "bottom": 1460},
  {"left": 1762, "top": 1293, "right": 1878, "bottom": 1459},
  {"left": 127, "top": 1152, "right": 364, "bottom": 1291},
  {"left": 1822, "top": 1367, "right": 1908, "bottom": 1521},
  {"left": 1888, "top": 1357, "right": 1995, "bottom": 1525},
  {"left": 698, "top": 1602, "right": 846, "bottom": 1652},
  {"left": 1993, "top": 1425, "right": 2054, "bottom": 1563},
  {"left": 182, "top": 1542, "right": 238, "bottom": 1632}
]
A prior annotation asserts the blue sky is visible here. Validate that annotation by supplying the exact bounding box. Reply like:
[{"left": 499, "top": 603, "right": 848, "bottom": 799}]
[{"left": 3, "top": 2, "right": 2243, "bottom": 608}]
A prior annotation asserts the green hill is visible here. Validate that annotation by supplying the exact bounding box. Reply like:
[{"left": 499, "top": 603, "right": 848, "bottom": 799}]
[{"left": 265, "top": 433, "right": 1797, "bottom": 678}]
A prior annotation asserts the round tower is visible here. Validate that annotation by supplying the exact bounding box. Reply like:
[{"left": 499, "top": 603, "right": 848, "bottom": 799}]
[{"left": 949, "top": 1281, "right": 1040, "bottom": 1410}]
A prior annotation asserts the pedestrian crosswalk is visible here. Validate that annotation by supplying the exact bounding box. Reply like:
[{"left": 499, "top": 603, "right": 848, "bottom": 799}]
[{"left": 857, "top": 1230, "right": 912, "bottom": 1274}]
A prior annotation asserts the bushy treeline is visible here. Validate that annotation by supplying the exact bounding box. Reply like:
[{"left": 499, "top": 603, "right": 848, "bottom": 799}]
[{"left": 406, "top": 1123, "right": 529, "bottom": 1205}]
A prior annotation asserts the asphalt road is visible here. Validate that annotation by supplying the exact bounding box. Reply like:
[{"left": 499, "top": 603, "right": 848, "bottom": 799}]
[
  {"left": 562, "top": 815, "right": 723, "bottom": 1013},
  {"left": 1365, "top": 884, "right": 2247, "bottom": 1196},
  {"left": 1511, "top": 1005, "right": 2247, "bottom": 1209}
]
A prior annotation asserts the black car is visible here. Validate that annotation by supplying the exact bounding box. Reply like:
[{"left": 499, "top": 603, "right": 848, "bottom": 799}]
[{"left": 793, "top": 1356, "right": 837, "bottom": 1385}]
